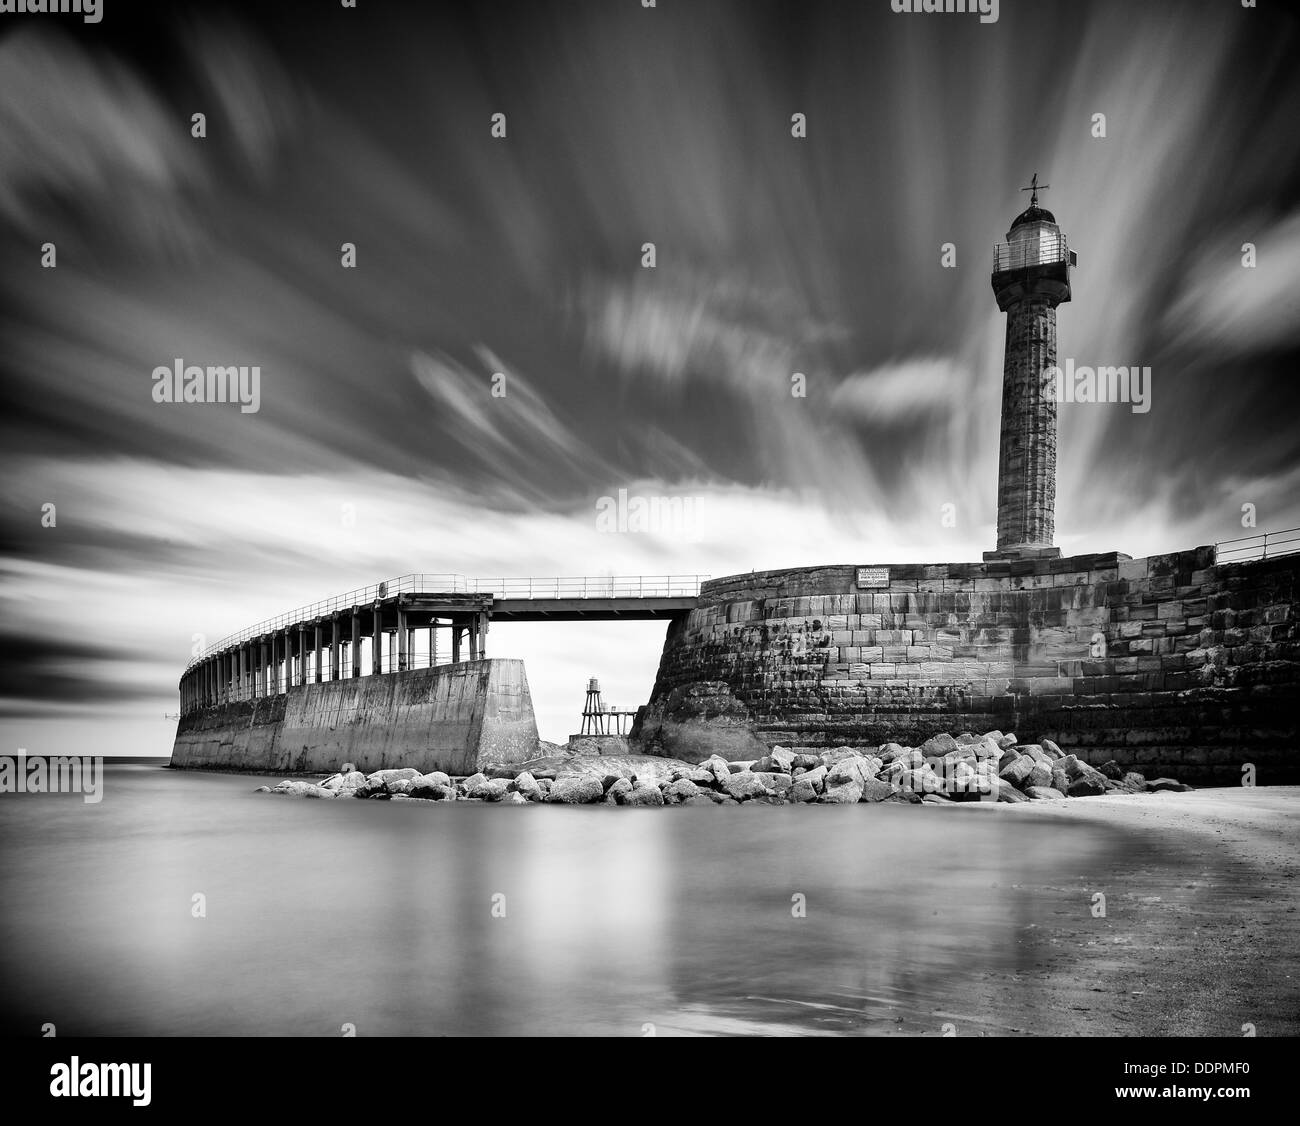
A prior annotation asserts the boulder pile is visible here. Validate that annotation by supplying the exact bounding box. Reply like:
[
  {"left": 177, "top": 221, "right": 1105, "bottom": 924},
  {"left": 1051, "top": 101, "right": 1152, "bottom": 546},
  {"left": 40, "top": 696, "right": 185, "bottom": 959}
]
[{"left": 254, "top": 735, "right": 1193, "bottom": 806}]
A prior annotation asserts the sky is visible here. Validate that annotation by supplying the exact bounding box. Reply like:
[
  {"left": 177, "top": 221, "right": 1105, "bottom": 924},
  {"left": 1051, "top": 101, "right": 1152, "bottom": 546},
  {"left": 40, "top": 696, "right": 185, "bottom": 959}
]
[{"left": 1, "top": 0, "right": 1298, "bottom": 752}]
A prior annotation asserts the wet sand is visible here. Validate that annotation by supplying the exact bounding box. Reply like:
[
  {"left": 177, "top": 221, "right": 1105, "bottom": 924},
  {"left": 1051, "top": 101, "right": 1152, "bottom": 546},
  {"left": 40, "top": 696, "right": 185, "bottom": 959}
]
[{"left": 912, "top": 786, "right": 1300, "bottom": 1037}]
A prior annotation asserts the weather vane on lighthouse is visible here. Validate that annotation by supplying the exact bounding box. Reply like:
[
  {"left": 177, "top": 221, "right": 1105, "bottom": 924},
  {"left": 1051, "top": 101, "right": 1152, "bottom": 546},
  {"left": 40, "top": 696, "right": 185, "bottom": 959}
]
[{"left": 1020, "top": 172, "right": 1049, "bottom": 208}]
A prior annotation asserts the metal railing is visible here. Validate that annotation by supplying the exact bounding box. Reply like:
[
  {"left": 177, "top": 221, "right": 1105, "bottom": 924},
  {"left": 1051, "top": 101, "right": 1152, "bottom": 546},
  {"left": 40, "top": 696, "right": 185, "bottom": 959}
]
[
  {"left": 993, "top": 233, "right": 1071, "bottom": 272},
  {"left": 1215, "top": 527, "right": 1300, "bottom": 564},
  {"left": 184, "top": 574, "right": 708, "bottom": 671}
]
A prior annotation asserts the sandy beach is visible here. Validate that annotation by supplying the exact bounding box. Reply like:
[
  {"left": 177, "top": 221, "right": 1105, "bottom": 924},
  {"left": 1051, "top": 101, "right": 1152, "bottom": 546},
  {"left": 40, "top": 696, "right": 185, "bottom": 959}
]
[{"left": 916, "top": 786, "right": 1300, "bottom": 1036}]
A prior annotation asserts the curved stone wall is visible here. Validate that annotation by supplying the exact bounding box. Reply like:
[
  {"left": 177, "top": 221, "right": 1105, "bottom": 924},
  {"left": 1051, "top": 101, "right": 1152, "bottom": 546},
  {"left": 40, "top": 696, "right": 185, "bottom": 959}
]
[{"left": 635, "top": 547, "right": 1300, "bottom": 784}]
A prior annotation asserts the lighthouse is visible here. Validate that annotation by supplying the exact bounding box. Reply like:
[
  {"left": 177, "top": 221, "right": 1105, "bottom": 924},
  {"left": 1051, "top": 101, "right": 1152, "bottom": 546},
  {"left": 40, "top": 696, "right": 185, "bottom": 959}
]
[{"left": 985, "top": 174, "right": 1076, "bottom": 560}]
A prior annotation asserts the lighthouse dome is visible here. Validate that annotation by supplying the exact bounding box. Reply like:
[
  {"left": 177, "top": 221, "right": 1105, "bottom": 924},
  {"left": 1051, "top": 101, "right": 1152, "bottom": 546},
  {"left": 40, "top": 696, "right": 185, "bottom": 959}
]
[{"left": 1010, "top": 204, "right": 1057, "bottom": 231}]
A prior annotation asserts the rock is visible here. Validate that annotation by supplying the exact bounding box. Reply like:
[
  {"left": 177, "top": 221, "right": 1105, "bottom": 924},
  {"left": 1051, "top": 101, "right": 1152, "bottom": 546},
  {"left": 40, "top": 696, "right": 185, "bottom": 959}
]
[
  {"left": 1146, "top": 778, "right": 1192, "bottom": 793},
  {"left": 973, "top": 737, "right": 1002, "bottom": 761},
  {"left": 701, "top": 755, "right": 733, "bottom": 786},
  {"left": 468, "top": 778, "right": 510, "bottom": 802},
  {"left": 791, "top": 753, "right": 821, "bottom": 770},
  {"left": 271, "top": 780, "right": 336, "bottom": 799},
  {"left": 367, "top": 767, "right": 421, "bottom": 786},
  {"left": 537, "top": 778, "right": 553, "bottom": 794},
  {"left": 410, "top": 781, "right": 457, "bottom": 801},
  {"left": 919, "top": 733, "right": 959, "bottom": 757},
  {"left": 662, "top": 778, "right": 702, "bottom": 803},
  {"left": 892, "top": 748, "right": 924, "bottom": 770},
  {"left": 751, "top": 755, "right": 788, "bottom": 774},
  {"left": 999, "top": 755, "right": 1035, "bottom": 787},
  {"left": 721, "top": 773, "right": 770, "bottom": 801},
  {"left": 319, "top": 773, "right": 345, "bottom": 791},
  {"left": 877, "top": 742, "right": 907, "bottom": 763},
  {"left": 601, "top": 774, "right": 625, "bottom": 792},
  {"left": 827, "top": 756, "right": 873, "bottom": 787},
  {"left": 671, "top": 766, "right": 716, "bottom": 786},
  {"left": 749, "top": 794, "right": 787, "bottom": 806},
  {"left": 753, "top": 771, "right": 793, "bottom": 793},
  {"left": 387, "top": 779, "right": 417, "bottom": 796},
  {"left": 900, "top": 767, "right": 942, "bottom": 796},
  {"left": 1067, "top": 776, "right": 1106, "bottom": 797},
  {"left": 998, "top": 749, "right": 1020, "bottom": 772},
  {"left": 797, "top": 765, "right": 829, "bottom": 793},
  {"left": 789, "top": 779, "right": 819, "bottom": 803},
  {"left": 501, "top": 791, "right": 529, "bottom": 805},
  {"left": 341, "top": 762, "right": 357, "bottom": 774},
  {"left": 622, "top": 781, "right": 665, "bottom": 806},
  {"left": 727, "top": 760, "right": 756, "bottom": 774},
  {"left": 253, "top": 785, "right": 271, "bottom": 792},
  {"left": 818, "top": 780, "right": 864, "bottom": 804},
  {"left": 416, "top": 771, "right": 452, "bottom": 788},
  {"left": 546, "top": 773, "right": 606, "bottom": 804},
  {"left": 942, "top": 748, "right": 977, "bottom": 770},
  {"left": 981, "top": 730, "right": 1005, "bottom": 744},
  {"left": 606, "top": 777, "right": 633, "bottom": 801},
  {"left": 997, "top": 733, "right": 1018, "bottom": 750},
  {"left": 991, "top": 777, "right": 1030, "bottom": 803},
  {"left": 510, "top": 772, "right": 543, "bottom": 801},
  {"left": 880, "top": 760, "right": 906, "bottom": 785},
  {"left": 858, "top": 777, "right": 897, "bottom": 803},
  {"left": 336, "top": 770, "right": 367, "bottom": 792},
  {"left": 461, "top": 772, "right": 489, "bottom": 792},
  {"left": 1042, "top": 739, "right": 1064, "bottom": 758},
  {"left": 920, "top": 793, "right": 953, "bottom": 804},
  {"left": 821, "top": 745, "right": 867, "bottom": 768},
  {"left": 1026, "top": 760, "right": 1053, "bottom": 789},
  {"left": 887, "top": 789, "right": 924, "bottom": 804},
  {"left": 1026, "top": 785, "right": 1065, "bottom": 800},
  {"left": 1054, "top": 754, "right": 1083, "bottom": 780},
  {"left": 1098, "top": 760, "right": 1126, "bottom": 780},
  {"left": 955, "top": 732, "right": 980, "bottom": 745},
  {"left": 768, "top": 746, "right": 796, "bottom": 770},
  {"left": 1118, "top": 771, "right": 1147, "bottom": 793},
  {"left": 1050, "top": 768, "right": 1070, "bottom": 794}
]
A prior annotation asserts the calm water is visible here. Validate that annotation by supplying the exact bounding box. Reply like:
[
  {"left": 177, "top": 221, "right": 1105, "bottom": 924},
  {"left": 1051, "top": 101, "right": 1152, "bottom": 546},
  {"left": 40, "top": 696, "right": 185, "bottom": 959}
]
[{"left": 1, "top": 764, "right": 1128, "bottom": 1036}]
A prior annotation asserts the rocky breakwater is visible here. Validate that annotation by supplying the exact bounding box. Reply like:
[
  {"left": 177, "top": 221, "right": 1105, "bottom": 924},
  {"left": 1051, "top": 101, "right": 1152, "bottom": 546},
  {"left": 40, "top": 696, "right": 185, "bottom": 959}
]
[{"left": 255, "top": 733, "right": 1193, "bottom": 806}]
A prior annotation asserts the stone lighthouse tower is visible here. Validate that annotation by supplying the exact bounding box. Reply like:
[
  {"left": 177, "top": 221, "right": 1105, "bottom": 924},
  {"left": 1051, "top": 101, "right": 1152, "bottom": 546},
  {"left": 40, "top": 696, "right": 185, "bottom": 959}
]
[{"left": 985, "top": 175, "right": 1076, "bottom": 561}]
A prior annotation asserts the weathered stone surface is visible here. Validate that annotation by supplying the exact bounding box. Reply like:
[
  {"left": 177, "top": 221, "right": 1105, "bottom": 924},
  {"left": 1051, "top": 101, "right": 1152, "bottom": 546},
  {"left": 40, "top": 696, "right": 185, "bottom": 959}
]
[
  {"left": 991, "top": 777, "right": 1030, "bottom": 803},
  {"left": 341, "top": 762, "right": 357, "bottom": 774},
  {"left": 997, "top": 733, "right": 1018, "bottom": 750},
  {"left": 368, "top": 767, "right": 421, "bottom": 786},
  {"left": 622, "top": 781, "right": 666, "bottom": 806},
  {"left": 1097, "top": 760, "right": 1125, "bottom": 780},
  {"left": 1026, "top": 785, "right": 1065, "bottom": 800},
  {"left": 387, "top": 779, "right": 417, "bottom": 796},
  {"left": 662, "top": 778, "right": 702, "bottom": 803},
  {"left": 1066, "top": 776, "right": 1106, "bottom": 797},
  {"left": 416, "top": 771, "right": 452, "bottom": 788},
  {"left": 789, "top": 778, "right": 819, "bottom": 803},
  {"left": 877, "top": 742, "right": 907, "bottom": 763},
  {"left": 468, "top": 777, "right": 510, "bottom": 801},
  {"left": 253, "top": 785, "right": 271, "bottom": 792},
  {"left": 1026, "top": 760, "right": 1053, "bottom": 789},
  {"left": 461, "top": 772, "right": 489, "bottom": 792},
  {"left": 921, "top": 793, "right": 953, "bottom": 804},
  {"left": 546, "top": 773, "right": 606, "bottom": 804},
  {"left": 409, "top": 780, "right": 456, "bottom": 801},
  {"left": 858, "top": 777, "right": 897, "bottom": 803},
  {"left": 826, "top": 756, "right": 873, "bottom": 787},
  {"left": 900, "top": 767, "right": 942, "bottom": 795},
  {"left": 1042, "top": 739, "right": 1064, "bottom": 758},
  {"left": 1050, "top": 768, "right": 1070, "bottom": 794},
  {"left": 999, "top": 755, "right": 1035, "bottom": 787},
  {"left": 920, "top": 733, "right": 959, "bottom": 757},
  {"left": 1056, "top": 754, "right": 1085, "bottom": 780},
  {"left": 955, "top": 732, "right": 980, "bottom": 745},
  {"left": 271, "top": 780, "right": 336, "bottom": 798},
  {"left": 753, "top": 771, "right": 793, "bottom": 792},
  {"left": 1146, "top": 778, "right": 1193, "bottom": 793},
  {"left": 722, "top": 773, "right": 770, "bottom": 801},
  {"left": 818, "top": 780, "right": 864, "bottom": 804},
  {"left": 728, "top": 760, "right": 756, "bottom": 774},
  {"left": 671, "top": 766, "right": 716, "bottom": 786},
  {"left": 510, "top": 771, "right": 542, "bottom": 801},
  {"left": 701, "top": 754, "right": 733, "bottom": 786},
  {"left": 501, "top": 791, "right": 529, "bottom": 805},
  {"left": 790, "top": 753, "right": 822, "bottom": 770},
  {"left": 606, "top": 777, "right": 633, "bottom": 801},
  {"left": 752, "top": 755, "right": 788, "bottom": 774},
  {"left": 634, "top": 680, "right": 768, "bottom": 763}
]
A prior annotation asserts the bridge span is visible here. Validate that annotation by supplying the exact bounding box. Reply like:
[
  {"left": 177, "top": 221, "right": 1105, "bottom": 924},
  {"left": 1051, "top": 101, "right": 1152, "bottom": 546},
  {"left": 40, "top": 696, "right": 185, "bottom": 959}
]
[{"left": 178, "top": 574, "right": 705, "bottom": 716}]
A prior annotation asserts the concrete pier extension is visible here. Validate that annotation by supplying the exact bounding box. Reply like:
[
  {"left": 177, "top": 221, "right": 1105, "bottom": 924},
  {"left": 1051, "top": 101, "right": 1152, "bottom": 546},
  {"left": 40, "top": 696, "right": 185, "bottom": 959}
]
[{"left": 170, "top": 658, "right": 539, "bottom": 776}]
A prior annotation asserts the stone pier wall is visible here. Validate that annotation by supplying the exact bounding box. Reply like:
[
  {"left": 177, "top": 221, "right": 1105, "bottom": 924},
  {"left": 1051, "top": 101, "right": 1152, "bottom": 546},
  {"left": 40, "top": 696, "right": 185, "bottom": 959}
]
[
  {"left": 170, "top": 658, "right": 539, "bottom": 776},
  {"left": 635, "top": 548, "right": 1300, "bottom": 784}
]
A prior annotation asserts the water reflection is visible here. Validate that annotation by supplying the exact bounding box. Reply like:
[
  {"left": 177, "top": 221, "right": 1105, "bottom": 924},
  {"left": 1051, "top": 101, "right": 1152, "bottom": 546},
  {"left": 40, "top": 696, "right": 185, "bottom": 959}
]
[{"left": 0, "top": 768, "right": 1125, "bottom": 1036}]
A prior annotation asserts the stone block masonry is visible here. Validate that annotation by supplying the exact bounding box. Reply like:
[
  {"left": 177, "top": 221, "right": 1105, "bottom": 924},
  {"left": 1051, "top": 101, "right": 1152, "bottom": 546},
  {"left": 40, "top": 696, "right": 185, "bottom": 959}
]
[
  {"left": 170, "top": 659, "right": 539, "bottom": 776},
  {"left": 634, "top": 548, "right": 1300, "bottom": 784}
]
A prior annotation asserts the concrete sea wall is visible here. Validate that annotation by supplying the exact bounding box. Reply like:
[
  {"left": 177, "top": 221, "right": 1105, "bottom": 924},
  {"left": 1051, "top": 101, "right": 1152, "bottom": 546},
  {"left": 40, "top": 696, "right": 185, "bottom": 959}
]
[
  {"left": 635, "top": 548, "right": 1300, "bottom": 784},
  {"left": 170, "top": 659, "right": 538, "bottom": 775}
]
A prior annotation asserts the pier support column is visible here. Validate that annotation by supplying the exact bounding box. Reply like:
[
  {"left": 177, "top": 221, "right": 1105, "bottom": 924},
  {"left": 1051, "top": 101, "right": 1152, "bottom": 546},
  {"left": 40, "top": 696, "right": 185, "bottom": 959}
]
[
  {"left": 452, "top": 623, "right": 462, "bottom": 663},
  {"left": 372, "top": 606, "right": 383, "bottom": 674},
  {"left": 478, "top": 612, "right": 488, "bottom": 660},
  {"left": 352, "top": 612, "right": 362, "bottom": 678},
  {"left": 397, "top": 608, "right": 408, "bottom": 672},
  {"left": 238, "top": 646, "right": 247, "bottom": 700},
  {"left": 388, "top": 630, "right": 396, "bottom": 672},
  {"left": 284, "top": 628, "right": 293, "bottom": 692},
  {"left": 331, "top": 617, "right": 340, "bottom": 681},
  {"left": 428, "top": 624, "right": 436, "bottom": 667},
  {"left": 296, "top": 626, "right": 306, "bottom": 687},
  {"left": 468, "top": 617, "right": 478, "bottom": 661},
  {"left": 314, "top": 623, "right": 324, "bottom": 684}
]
